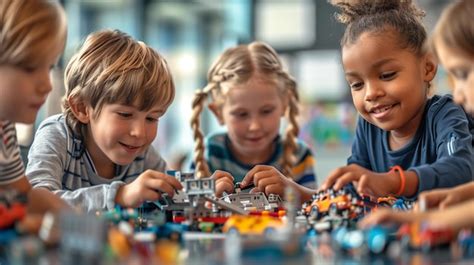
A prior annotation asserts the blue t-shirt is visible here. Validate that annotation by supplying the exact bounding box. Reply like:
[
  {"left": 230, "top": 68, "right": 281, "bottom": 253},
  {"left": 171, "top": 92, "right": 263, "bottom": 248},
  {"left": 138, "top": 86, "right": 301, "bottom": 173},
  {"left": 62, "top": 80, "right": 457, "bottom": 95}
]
[{"left": 348, "top": 95, "right": 474, "bottom": 196}]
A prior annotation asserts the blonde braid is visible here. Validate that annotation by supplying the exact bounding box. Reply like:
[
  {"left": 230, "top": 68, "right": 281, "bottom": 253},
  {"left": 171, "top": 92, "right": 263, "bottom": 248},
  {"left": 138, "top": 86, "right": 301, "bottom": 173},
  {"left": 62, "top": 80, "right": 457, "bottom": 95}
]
[
  {"left": 279, "top": 71, "right": 300, "bottom": 179},
  {"left": 190, "top": 85, "right": 212, "bottom": 179}
]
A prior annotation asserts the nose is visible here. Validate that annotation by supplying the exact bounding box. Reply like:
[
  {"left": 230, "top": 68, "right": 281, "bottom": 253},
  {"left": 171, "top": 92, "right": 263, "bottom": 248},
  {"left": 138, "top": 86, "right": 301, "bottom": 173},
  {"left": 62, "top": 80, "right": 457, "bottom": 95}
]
[
  {"left": 248, "top": 117, "right": 261, "bottom": 131},
  {"left": 364, "top": 81, "right": 384, "bottom": 102},
  {"left": 37, "top": 68, "right": 53, "bottom": 96},
  {"left": 453, "top": 83, "right": 466, "bottom": 106},
  {"left": 130, "top": 120, "right": 146, "bottom": 139}
]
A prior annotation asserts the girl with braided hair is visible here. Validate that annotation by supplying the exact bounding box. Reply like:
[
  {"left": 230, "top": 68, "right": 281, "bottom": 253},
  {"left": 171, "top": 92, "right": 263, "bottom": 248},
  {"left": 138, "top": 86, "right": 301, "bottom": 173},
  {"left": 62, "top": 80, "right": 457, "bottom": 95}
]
[
  {"left": 321, "top": 0, "right": 474, "bottom": 200},
  {"left": 190, "top": 41, "right": 317, "bottom": 202}
]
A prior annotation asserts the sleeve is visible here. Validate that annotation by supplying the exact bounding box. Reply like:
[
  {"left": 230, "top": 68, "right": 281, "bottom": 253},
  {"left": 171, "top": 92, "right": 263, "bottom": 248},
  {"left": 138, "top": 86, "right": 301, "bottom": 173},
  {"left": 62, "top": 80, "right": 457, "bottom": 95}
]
[
  {"left": 292, "top": 141, "right": 317, "bottom": 189},
  {"left": 412, "top": 104, "right": 474, "bottom": 193},
  {"left": 26, "top": 119, "right": 67, "bottom": 192},
  {"left": 347, "top": 117, "right": 372, "bottom": 169},
  {"left": 0, "top": 122, "right": 25, "bottom": 184},
  {"left": 26, "top": 118, "right": 125, "bottom": 212}
]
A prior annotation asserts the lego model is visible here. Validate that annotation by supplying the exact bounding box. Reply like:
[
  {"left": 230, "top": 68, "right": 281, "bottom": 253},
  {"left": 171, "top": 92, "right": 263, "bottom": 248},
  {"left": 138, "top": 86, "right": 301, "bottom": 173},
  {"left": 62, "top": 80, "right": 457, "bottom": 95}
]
[
  {"left": 397, "top": 221, "right": 454, "bottom": 251},
  {"left": 219, "top": 182, "right": 283, "bottom": 212},
  {"left": 332, "top": 225, "right": 397, "bottom": 254},
  {"left": 0, "top": 190, "right": 27, "bottom": 229},
  {"left": 222, "top": 214, "right": 284, "bottom": 236}
]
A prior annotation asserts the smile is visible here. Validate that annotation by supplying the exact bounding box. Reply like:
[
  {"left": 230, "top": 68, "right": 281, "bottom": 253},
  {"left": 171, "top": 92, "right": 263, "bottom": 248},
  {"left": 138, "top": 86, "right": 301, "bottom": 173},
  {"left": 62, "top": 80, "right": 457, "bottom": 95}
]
[{"left": 369, "top": 104, "right": 395, "bottom": 119}]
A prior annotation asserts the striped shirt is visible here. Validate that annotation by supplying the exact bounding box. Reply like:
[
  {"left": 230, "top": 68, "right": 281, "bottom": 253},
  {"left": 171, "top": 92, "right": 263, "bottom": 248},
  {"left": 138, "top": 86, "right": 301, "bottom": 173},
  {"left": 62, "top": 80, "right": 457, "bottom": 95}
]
[
  {"left": 192, "top": 133, "right": 317, "bottom": 188},
  {"left": 0, "top": 120, "right": 24, "bottom": 184},
  {"left": 26, "top": 114, "right": 167, "bottom": 212}
]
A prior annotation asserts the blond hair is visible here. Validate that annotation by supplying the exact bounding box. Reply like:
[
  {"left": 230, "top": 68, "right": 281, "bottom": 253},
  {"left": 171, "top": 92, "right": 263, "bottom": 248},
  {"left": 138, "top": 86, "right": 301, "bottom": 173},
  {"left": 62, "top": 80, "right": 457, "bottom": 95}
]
[
  {"left": 0, "top": 0, "right": 67, "bottom": 66},
  {"left": 190, "top": 42, "right": 299, "bottom": 179},
  {"left": 431, "top": 0, "right": 474, "bottom": 60},
  {"left": 62, "top": 29, "right": 175, "bottom": 136}
]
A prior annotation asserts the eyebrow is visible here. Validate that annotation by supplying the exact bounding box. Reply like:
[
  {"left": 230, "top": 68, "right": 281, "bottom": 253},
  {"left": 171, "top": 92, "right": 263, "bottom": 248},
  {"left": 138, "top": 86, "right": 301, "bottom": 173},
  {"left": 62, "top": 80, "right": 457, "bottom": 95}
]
[{"left": 345, "top": 58, "right": 397, "bottom": 76}]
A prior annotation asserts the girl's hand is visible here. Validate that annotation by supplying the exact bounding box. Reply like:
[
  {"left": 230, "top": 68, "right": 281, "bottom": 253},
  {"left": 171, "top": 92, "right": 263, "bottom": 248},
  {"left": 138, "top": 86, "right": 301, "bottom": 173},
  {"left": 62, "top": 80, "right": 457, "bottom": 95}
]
[
  {"left": 211, "top": 170, "right": 234, "bottom": 197},
  {"left": 115, "top": 170, "right": 183, "bottom": 208},
  {"left": 241, "top": 165, "right": 290, "bottom": 197},
  {"left": 320, "top": 164, "right": 399, "bottom": 198}
]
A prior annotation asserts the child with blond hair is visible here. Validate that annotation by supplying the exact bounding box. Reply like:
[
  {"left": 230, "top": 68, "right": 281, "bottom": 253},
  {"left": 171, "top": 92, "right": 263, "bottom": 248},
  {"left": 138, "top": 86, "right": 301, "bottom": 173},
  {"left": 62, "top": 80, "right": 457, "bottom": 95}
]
[
  {"left": 27, "top": 30, "right": 182, "bottom": 212},
  {"left": 0, "top": 0, "right": 69, "bottom": 231},
  {"left": 190, "top": 41, "right": 317, "bottom": 202}
]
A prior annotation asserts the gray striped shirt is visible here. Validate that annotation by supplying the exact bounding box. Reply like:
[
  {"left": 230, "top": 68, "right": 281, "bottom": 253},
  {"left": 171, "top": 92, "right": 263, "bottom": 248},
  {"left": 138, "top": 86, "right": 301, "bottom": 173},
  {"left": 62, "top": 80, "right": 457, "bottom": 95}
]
[
  {"left": 0, "top": 120, "right": 24, "bottom": 184},
  {"left": 26, "top": 114, "right": 167, "bottom": 212}
]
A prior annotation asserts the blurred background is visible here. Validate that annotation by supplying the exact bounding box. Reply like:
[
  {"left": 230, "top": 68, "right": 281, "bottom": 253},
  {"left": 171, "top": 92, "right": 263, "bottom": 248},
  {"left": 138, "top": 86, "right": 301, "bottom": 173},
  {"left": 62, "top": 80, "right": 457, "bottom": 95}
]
[{"left": 19, "top": 0, "right": 453, "bottom": 185}]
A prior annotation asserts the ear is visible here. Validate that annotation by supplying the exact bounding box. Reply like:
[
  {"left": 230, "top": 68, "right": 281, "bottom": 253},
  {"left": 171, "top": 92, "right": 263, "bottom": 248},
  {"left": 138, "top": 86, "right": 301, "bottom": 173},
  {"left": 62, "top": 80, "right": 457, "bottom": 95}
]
[
  {"left": 67, "top": 97, "right": 91, "bottom": 124},
  {"left": 208, "top": 103, "right": 224, "bottom": 125},
  {"left": 423, "top": 52, "right": 438, "bottom": 83}
]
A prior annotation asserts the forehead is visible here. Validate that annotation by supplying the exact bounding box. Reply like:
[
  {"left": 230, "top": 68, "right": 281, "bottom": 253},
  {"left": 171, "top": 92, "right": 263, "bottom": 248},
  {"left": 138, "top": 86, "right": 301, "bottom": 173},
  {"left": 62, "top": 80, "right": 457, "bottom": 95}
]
[
  {"left": 342, "top": 31, "right": 412, "bottom": 70},
  {"left": 435, "top": 38, "right": 474, "bottom": 68},
  {"left": 225, "top": 76, "right": 282, "bottom": 107}
]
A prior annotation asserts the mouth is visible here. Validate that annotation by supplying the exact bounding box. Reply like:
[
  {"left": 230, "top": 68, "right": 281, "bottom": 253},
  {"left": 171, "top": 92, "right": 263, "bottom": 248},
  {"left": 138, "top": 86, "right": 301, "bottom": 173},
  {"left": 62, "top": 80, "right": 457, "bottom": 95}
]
[
  {"left": 119, "top": 142, "right": 142, "bottom": 152},
  {"left": 369, "top": 104, "right": 396, "bottom": 119}
]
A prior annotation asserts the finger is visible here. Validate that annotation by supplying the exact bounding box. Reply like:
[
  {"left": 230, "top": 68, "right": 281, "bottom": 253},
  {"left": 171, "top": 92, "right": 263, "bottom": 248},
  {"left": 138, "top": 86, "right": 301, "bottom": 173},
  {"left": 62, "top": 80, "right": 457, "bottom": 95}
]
[
  {"left": 333, "top": 172, "right": 357, "bottom": 191},
  {"left": 255, "top": 176, "right": 276, "bottom": 193},
  {"left": 212, "top": 170, "right": 234, "bottom": 181},
  {"left": 264, "top": 183, "right": 284, "bottom": 196},
  {"left": 216, "top": 180, "right": 234, "bottom": 197},
  {"left": 152, "top": 171, "right": 183, "bottom": 190},
  {"left": 253, "top": 169, "right": 275, "bottom": 184},
  {"left": 146, "top": 178, "right": 176, "bottom": 196},
  {"left": 439, "top": 196, "right": 455, "bottom": 210},
  {"left": 321, "top": 167, "right": 346, "bottom": 190},
  {"left": 242, "top": 167, "right": 260, "bottom": 187},
  {"left": 418, "top": 190, "right": 446, "bottom": 209},
  {"left": 358, "top": 209, "right": 393, "bottom": 228},
  {"left": 357, "top": 174, "right": 369, "bottom": 194}
]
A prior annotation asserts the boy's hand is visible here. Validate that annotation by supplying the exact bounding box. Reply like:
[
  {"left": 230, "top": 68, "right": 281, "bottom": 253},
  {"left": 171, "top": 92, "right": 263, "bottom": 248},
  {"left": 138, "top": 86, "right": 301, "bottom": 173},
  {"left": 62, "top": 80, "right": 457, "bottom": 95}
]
[
  {"left": 241, "top": 165, "right": 290, "bottom": 197},
  {"left": 212, "top": 170, "right": 234, "bottom": 197},
  {"left": 320, "top": 164, "right": 398, "bottom": 197},
  {"left": 115, "top": 170, "right": 183, "bottom": 208}
]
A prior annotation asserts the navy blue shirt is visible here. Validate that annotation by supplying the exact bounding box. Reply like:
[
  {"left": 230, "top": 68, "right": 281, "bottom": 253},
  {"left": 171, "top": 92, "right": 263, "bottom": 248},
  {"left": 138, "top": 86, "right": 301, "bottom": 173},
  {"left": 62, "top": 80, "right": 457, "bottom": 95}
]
[{"left": 348, "top": 95, "right": 474, "bottom": 196}]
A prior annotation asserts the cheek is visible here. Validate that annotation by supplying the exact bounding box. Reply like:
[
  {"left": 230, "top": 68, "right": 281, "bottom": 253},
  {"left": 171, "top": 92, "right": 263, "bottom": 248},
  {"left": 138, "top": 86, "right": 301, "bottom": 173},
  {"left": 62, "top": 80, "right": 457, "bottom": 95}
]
[{"left": 351, "top": 92, "right": 365, "bottom": 112}]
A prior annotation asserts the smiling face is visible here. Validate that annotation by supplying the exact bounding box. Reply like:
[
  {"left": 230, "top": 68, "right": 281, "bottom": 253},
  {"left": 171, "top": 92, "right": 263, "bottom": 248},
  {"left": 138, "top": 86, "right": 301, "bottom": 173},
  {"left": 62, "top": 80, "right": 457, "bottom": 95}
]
[
  {"left": 83, "top": 103, "right": 164, "bottom": 171},
  {"left": 211, "top": 74, "right": 286, "bottom": 164},
  {"left": 435, "top": 38, "right": 474, "bottom": 115},
  {"left": 342, "top": 30, "right": 436, "bottom": 137}
]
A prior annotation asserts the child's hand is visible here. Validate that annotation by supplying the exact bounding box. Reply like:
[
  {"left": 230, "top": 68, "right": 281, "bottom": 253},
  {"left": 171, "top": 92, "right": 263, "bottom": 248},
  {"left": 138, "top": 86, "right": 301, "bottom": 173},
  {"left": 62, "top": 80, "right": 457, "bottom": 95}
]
[
  {"left": 115, "top": 170, "right": 183, "bottom": 208},
  {"left": 212, "top": 170, "right": 234, "bottom": 197},
  {"left": 416, "top": 183, "right": 474, "bottom": 210},
  {"left": 241, "top": 165, "right": 290, "bottom": 197},
  {"left": 358, "top": 208, "right": 425, "bottom": 229},
  {"left": 320, "top": 164, "right": 398, "bottom": 197}
]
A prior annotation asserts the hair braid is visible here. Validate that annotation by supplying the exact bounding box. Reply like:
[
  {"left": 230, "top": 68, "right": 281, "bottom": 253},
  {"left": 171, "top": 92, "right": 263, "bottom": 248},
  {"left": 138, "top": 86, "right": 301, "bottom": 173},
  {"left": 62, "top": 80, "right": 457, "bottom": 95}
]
[
  {"left": 190, "top": 84, "right": 216, "bottom": 179},
  {"left": 279, "top": 70, "right": 300, "bottom": 178}
]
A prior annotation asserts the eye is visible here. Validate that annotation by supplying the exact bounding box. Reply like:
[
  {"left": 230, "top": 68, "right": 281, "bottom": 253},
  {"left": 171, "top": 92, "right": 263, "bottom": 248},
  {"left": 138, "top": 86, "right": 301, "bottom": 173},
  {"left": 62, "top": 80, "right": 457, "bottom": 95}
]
[
  {"left": 451, "top": 69, "right": 469, "bottom": 80},
  {"left": 349, "top": 81, "right": 364, "bottom": 91},
  {"left": 21, "top": 66, "right": 37, "bottom": 73},
  {"left": 117, "top": 112, "right": 132, "bottom": 118},
  {"left": 261, "top": 107, "right": 275, "bottom": 115},
  {"left": 232, "top": 112, "right": 248, "bottom": 119},
  {"left": 380, "top": 72, "right": 396, "bottom": 80},
  {"left": 146, "top": 116, "right": 159, "bottom": 122}
]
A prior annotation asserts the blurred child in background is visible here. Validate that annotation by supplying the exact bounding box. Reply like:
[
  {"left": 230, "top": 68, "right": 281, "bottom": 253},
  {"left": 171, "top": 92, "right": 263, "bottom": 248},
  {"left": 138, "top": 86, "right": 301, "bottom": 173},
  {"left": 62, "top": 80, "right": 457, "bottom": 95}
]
[
  {"left": 361, "top": 0, "right": 474, "bottom": 231},
  {"left": 26, "top": 30, "right": 182, "bottom": 212},
  {"left": 190, "top": 41, "right": 317, "bottom": 202},
  {"left": 320, "top": 0, "right": 473, "bottom": 200},
  {"left": 0, "top": 0, "right": 69, "bottom": 231}
]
